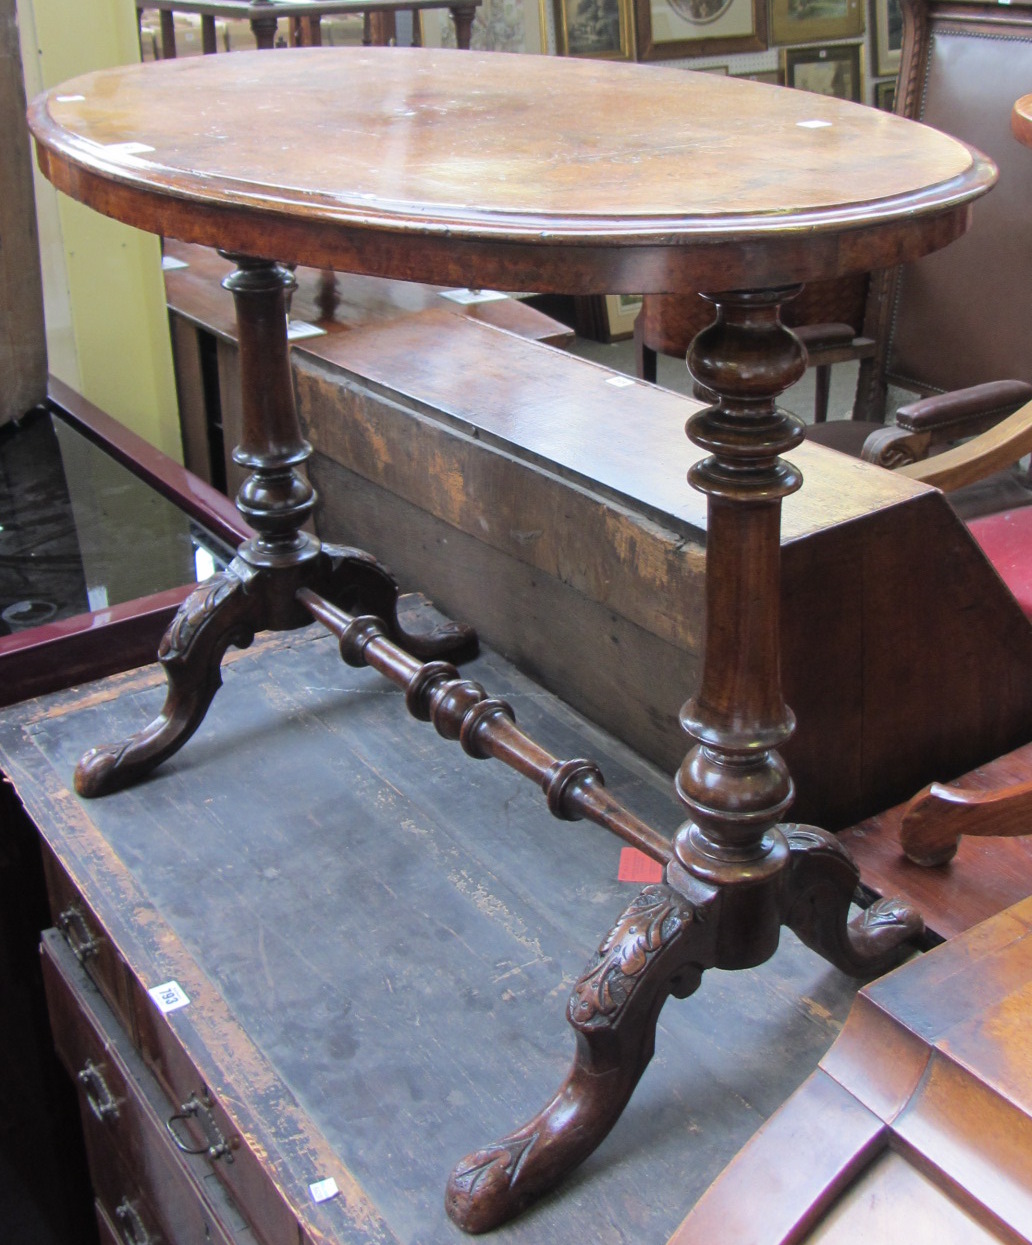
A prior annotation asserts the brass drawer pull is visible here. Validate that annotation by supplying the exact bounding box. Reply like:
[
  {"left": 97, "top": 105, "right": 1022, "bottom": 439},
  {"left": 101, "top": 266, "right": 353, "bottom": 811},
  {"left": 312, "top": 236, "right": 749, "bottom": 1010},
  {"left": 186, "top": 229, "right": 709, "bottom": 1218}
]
[
  {"left": 114, "top": 1197, "right": 153, "bottom": 1245},
  {"left": 56, "top": 905, "right": 99, "bottom": 965},
  {"left": 166, "top": 1092, "right": 233, "bottom": 1163},
  {"left": 77, "top": 1059, "right": 120, "bottom": 1122}
]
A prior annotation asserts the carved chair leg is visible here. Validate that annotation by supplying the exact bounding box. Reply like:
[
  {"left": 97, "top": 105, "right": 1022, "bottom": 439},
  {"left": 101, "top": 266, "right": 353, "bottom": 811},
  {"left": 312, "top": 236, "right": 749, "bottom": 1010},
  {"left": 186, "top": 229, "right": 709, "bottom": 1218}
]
[
  {"left": 781, "top": 825, "right": 923, "bottom": 977},
  {"left": 74, "top": 564, "right": 263, "bottom": 798},
  {"left": 318, "top": 543, "right": 477, "bottom": 660},
  {"left": 899, "top": 779, "right": 1032, "bottom": 867},
  {"left": 446, "top": 883, "right": 712, "bottom": 1233}
]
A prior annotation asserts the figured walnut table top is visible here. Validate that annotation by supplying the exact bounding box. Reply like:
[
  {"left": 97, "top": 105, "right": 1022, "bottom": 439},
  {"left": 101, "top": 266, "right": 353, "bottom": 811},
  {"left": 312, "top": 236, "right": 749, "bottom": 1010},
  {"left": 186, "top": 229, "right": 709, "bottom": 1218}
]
[
  {"left": 30, "top": 48, "right": 995, "bottom": 293},
  {"left": 1013, "top": 93, "right": 1032, "bottom": 150}
]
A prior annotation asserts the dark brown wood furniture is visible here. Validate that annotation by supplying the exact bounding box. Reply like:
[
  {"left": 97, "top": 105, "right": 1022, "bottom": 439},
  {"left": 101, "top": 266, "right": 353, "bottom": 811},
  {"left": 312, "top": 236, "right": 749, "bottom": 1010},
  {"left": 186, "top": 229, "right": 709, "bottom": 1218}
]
[
  {"left": 669, "top": 891, "right": 1032, "bottom": 1244},
  {"left": 0, "top": 628, "right": 863, "bottom": 1245},
  {"left": 28, "top": 47, "right": 993, "bottom": 1229},
  {"left": 137, "top": 0, "right": 479, "bottom": 55}
]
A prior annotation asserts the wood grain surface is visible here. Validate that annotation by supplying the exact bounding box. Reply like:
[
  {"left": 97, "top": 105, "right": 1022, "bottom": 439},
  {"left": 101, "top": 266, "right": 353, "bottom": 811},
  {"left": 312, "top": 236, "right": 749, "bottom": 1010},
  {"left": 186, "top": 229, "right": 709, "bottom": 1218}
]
[{"left": 28, "top": 48, "right": 995, "bottom": 291}]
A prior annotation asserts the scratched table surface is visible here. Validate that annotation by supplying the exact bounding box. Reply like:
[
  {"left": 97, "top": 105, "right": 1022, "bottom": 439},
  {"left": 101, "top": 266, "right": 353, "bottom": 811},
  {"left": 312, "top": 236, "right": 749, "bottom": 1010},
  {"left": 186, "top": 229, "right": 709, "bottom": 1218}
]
[{"left": 0, "top": 628, "right": 863, "bottom": 1243}]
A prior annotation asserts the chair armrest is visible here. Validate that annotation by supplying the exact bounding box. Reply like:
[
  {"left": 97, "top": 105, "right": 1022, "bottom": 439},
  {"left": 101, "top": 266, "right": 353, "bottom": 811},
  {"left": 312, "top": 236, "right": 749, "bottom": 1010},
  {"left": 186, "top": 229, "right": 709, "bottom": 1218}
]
[
  {"left": 896, "top": 380, "right": 1032, "bottom": 436},
  {"left": 895, "top": 398, "right": 1032, "bottom": 491}
]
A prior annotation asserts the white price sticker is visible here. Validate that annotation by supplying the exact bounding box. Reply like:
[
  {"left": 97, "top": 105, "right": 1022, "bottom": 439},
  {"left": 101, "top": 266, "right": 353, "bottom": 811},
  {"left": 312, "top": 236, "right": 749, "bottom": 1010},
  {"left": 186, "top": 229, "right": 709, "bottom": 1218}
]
[
  {"left": 309, "top": 1177, "right": 339, "bottom": 1203},
  {"left": 148, "top": 980, "right": 190, "bottom": 1014}
]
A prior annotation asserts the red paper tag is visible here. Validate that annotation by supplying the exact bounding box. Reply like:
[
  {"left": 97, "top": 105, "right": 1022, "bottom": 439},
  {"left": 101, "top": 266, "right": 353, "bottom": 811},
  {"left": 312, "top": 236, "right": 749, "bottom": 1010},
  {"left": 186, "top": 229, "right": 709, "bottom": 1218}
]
[{"left": 617, "top": 847, "right": 664, "bottom": 884}]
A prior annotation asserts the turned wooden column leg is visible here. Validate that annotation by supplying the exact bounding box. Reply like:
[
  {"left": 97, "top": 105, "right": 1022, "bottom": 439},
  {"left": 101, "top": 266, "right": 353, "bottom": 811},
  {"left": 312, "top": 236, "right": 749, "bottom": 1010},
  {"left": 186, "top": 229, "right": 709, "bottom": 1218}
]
[
  {"left": 74, "top": 255, "right": 315, "bottom": 796},
  {"left": 678, "top": 289, "right": 920, "bottom": 967},
  {"left": 673, "top": 288, "right": 807, "bottom": 914},
  {"left": 249, "top": 1, "right": 278, "bottom": 50},
  {"left": 450, "top": 4, "right": 477, "bottom": 48},
  {"left": 447, "top": 883, "right": 714, "bottom": 1233},
  {"left": 74, "top": 253, "right": 475, "bottom": 796}
]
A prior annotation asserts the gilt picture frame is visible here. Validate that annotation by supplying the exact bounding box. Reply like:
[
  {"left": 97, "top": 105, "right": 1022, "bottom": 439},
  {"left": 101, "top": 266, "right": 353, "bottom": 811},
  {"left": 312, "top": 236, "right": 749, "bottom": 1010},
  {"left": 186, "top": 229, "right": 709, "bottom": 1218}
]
[
  {"left": 872, "top": 0, "right": 903, "bottom": 75},
  {"left": 635, "top": 0, "right": 767, "bottom": 62},
  {"left": 770, "top": 0, "right": 864, "bottom": 46},
  {"left": 555, "top": 0, "right": 635, "bottom": 58}
]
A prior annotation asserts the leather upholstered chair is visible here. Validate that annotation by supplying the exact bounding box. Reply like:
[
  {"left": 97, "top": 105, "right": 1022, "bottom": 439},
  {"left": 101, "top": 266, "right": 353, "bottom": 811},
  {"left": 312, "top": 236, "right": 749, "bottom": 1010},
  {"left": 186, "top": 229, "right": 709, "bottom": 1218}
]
[
  {"left": 638, "top": 0, "right": 1032, "bottom": 468},
  {"left": 806, "top": 0, "right": 1032, "bottom": 473}
]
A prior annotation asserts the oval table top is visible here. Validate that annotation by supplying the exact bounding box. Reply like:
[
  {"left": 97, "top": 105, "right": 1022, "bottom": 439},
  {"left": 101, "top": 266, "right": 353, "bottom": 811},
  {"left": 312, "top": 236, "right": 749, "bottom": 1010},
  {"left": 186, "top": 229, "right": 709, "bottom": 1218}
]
[
  {"left": 29, "top": 48, "right": 996, "bottom": 293},
  {"left": 1013, "top": 93, "right": 1032, "bottom": 151}
]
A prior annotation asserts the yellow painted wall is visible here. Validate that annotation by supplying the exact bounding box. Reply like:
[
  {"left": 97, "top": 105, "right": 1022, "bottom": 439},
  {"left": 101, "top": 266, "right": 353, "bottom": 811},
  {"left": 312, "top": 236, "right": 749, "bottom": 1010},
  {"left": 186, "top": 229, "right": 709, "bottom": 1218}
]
[{"left": 20, "top": 0, "right": 182, "bottom": 460}]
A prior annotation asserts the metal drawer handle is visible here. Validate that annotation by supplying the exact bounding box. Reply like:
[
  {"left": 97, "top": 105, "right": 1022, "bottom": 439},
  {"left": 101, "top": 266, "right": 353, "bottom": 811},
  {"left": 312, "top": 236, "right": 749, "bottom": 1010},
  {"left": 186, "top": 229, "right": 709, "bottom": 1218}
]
[
  {"left": 114, "top": 1198, "right": 153, "bottom": 1245},
  {"left": 166, "top": 1092, "right": 233, "bottom": 1163},
  {"left": 56, "top": 905, "right": 99, "bottom": 965},
  {"left": 77, "top": 1059, "right": 120, "bottom": 1122}
]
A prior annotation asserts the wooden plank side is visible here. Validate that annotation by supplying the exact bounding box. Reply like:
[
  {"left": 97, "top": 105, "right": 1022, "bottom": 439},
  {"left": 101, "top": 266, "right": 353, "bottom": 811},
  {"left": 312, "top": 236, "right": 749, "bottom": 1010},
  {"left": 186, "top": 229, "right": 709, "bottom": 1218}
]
[{"left": 0, "top": 627, "right": 862, "bottom": 1243}]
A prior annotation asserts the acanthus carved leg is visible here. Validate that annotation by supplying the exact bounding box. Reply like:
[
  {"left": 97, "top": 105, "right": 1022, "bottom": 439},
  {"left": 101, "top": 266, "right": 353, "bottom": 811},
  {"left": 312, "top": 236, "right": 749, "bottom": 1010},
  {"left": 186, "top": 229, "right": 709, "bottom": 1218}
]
[
  {"left": 781, "top": 825, "right": 924, "bottom": 977},
  {"left": 446, "top": 882, "right": 713, "bottom": 1233},
  {"left": 74, "top": 563, "right": 262, "bottom": 798},
  {"left": 317, "top": 543, "right": 477, "bottom": 661}
]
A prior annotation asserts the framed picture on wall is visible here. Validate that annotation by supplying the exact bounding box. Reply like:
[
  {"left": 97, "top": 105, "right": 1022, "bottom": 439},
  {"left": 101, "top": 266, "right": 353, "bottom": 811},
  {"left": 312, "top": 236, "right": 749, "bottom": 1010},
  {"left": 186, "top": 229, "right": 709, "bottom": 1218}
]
[
  {"left": 783, "top": 43, "right": 863, "bottom": 101},
  {"left": 635, "top": 0, "right": 767, "bottom": 62},
  {"left": 872, "top": 0, "right": 903, "bottom": 75},
  {"left": 770, "top": 0, "right": 863, "bottom": 45},
  {"left": 555, "top": 0, "right": 635, "bottom": 57},
  {"left": 734, "top": 68, "right": 783, "bottom": 84},
  {"left": 874, "top": 78, "right": 896, "bottom": 109}
]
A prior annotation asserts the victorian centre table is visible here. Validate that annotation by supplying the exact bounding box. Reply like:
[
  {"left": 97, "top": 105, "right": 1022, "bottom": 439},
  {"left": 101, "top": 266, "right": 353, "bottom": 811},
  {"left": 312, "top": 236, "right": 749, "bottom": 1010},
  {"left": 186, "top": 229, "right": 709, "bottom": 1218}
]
[{"left": 29, "top": 48, "right": 994, "bottom": 1234}]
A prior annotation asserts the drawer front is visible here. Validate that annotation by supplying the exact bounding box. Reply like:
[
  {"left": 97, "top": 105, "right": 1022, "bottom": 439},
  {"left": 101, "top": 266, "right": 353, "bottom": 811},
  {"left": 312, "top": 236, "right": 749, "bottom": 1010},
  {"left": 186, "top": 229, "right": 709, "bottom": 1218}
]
[
  {"left": 129, "top": 970, "right": 299, "bottom": 1245},
  {"left": 43, "top": 841, "right": 136, "bottom": 1037},
  {"left": 41, "top": 930, "right": 249, "bottom": 1245}
]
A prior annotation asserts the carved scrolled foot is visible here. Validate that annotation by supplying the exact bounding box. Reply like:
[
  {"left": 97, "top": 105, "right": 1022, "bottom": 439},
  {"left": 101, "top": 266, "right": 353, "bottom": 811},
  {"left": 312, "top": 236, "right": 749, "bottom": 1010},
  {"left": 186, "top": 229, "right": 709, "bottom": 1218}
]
[
  {"left": 782, "top": 825, "right": 923, "bottom": 977},
  {"left": 446, "top": 884, "right": 709, "bottom": 1233},
  {"left": 898, "top": 779, "right": 1032, "bottom": 867},
  {"left": 320, "top": 543, "right": 477, "bottom": 660},
  {"left": 74, "top": 567, "right": 261, "bottom": 798}
]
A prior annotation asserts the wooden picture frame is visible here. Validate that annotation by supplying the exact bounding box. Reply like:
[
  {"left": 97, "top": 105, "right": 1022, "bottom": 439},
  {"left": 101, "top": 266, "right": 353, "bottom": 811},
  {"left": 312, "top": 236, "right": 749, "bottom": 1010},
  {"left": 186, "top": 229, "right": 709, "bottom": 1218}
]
[
  {"left": 555, "top": 0, "right": 635, "bottom": 57},
  {"left": 734, "top": 67, "right": 783, "bottom": 84},
  {"left": 872, "top": 0, "right": 902, "bottom": 75},
  {"left": 783, "top": 43, "right": 863, "bottom": 101},
  {"left": 635, "top": 0, "right": 767, "bottom": 62},
  {"left": 874, "top": 77, "right": 896, "bottom": 110},
  {"left": 770, "top": 0, "right": 864, "bottom": 46}
]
